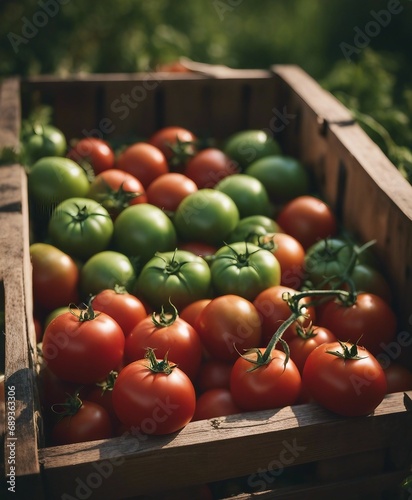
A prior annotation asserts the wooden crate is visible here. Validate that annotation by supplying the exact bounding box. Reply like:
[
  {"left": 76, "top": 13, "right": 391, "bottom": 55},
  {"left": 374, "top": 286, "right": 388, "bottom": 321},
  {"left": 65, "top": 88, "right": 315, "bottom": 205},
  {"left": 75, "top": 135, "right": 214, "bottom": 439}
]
[{"left": 1, "top": 64, "right": 412, "bottom": 500}]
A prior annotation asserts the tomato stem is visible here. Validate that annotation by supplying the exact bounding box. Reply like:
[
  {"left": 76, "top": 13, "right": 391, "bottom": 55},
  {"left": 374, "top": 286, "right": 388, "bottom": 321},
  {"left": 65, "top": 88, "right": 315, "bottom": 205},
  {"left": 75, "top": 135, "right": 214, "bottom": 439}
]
[
  {"left": 51, "top": 390, "right": 83, "bottom": 418},
  {"left": 144, "top": 347, "right": 177, "bottom": 374},
  {"left": 151, "top": 301, "right": 179, "bottom": 327}
]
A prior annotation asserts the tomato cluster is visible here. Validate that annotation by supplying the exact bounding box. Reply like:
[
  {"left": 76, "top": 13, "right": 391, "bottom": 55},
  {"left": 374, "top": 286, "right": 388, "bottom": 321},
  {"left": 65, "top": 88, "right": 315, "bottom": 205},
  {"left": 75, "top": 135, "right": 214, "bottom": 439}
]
[{"left": 23, "top": 123, "right": 412, "bottom": 446}]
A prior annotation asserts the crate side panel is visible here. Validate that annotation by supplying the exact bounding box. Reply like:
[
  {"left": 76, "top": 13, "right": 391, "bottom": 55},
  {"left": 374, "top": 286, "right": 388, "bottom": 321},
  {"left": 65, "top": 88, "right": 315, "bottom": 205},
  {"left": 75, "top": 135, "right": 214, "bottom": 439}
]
[{"left": 39, "top": 392, "right": 411, "bottom": 498}]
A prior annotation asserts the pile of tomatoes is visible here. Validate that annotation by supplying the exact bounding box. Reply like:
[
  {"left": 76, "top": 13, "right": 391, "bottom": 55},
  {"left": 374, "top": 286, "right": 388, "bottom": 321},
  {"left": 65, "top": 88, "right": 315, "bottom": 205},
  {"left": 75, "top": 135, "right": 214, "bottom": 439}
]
[{"left": 23, "top": 122, "right": 412, "bottom": 447}]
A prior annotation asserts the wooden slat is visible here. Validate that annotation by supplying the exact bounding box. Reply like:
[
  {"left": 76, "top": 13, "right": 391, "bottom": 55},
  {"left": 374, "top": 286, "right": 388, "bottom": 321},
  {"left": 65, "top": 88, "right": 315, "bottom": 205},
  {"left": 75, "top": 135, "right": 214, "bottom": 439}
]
[
  {"left": 0, "top": 79, "right": 43, "bottom": 498},
  {"left": 38, "top": 391, "right": 411, "bottom": 498}
]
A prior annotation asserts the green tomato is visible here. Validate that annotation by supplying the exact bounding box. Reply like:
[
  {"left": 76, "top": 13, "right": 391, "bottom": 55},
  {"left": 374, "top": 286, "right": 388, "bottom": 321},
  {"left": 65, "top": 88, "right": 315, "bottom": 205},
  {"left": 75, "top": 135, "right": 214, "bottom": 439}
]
[
  {"left": 214, "top": 174, "right": 271, "bottom": 218},
  {"left": 113, "top": 204, "right": 177, "bottom": 267},
  {"left": 304, "top": 238, "right": 355, "bottom": 288},
  {"left": 134, "top": 250, "right": 212, "bottom": 311},
  {"left": 80, "top": 251, "right": 137, "bottom": 298},
  {"left": 22, "top": 124, "right": 67, "bottom": 166},
  {"left": 223, "top": 130, "right": 281, "bottom": 170},
  {"left": 245, "top": 155, "right": 310, "bottom": 203},
  {"left": 210, "top": 242, "right": 281, "bottom": 302},
  {"left": 173, "top": 189, "right": 239, "bottom": 247},
  {"left": 48, "top": 198, "right": 114, "bottom": 260},
  {"left": 28, "top": 156, "right": 90, "bottom": 210},
  {"left": 227, "top": 215, "right": 282, "bottom": 244}
]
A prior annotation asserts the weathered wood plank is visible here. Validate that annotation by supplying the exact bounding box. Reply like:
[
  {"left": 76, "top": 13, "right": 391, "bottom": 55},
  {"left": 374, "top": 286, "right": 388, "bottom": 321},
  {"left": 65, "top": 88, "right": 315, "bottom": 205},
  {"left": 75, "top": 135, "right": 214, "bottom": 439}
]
[
  {"left": 0, "top": 79, "right": 43, "bottom": 498},
  {"left": 38, "top": 392, "right": 411, "bottom": 498}
]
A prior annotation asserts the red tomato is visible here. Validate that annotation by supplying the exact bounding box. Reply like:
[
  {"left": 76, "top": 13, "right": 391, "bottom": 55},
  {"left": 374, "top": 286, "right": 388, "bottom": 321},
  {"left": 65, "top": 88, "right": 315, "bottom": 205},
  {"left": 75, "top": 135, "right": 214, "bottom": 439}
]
[
  {"left": 318, "top": 293, "right": 397, "bottom": 355},
  {"left": 230, "top": 348, "right": 301, "bottom": 411},
  {"left": 91, "top": 288, "right": 147, "bottom": 337},
  {"left": 195, "top": 295, "right": 262, "bottom": 363},
  {"left": 88, "top": 169, "right": 147, "bottom": 219},
  {"left": 52, "top": 396, "right": 113, "bottom": 445},
  {"left": 125, "top": 310, "right": 203, "bottom": 381},
  {"left": 262, "top": 232, "right": 305, "bottom": 289},
  {"left": 195, "top": 360, "right": 233, "bottom": 393},
  {"left": 42, "top": 305, "right": 125, "bottom": 384},
  {"left": 184, "top": 148, "right": 239, "bottom": 188},
  {"left": 148, "top": 126, "right": 197, "bottom": 169},
  {"left": 179, "top": 299, "right": 212, "bottom": 329},
  {"left": 145, "top": 172, "right": 198, "bottom": 212},
  {"left": 253, "top": 285, "right": 316, "bottom": 346},
  {"left": 383, "top": 363, "right": 412, "bottom": 393},
  {"left": 286, "top": 325, "right": 337, "bottom": 374},
  {"left": 192, "top": 388, "right": 241, "bottom": 421},
  {"left": 112, "top": 351, "right": 196, "bottom": 434},
  {"left": 67, "top": 137, "right": 115, "bottom": 175},
  {"left": 85, "top": 371, "right": 120, "bottom": 425},
  {"left": 116, "top": 142, "right": 169, "bottom": 188},
  {"left": 276, "top": 195, "right": 337, "bottom": 249},
  {"left": 302, "top": 341, "right": 387, "bottom": 416},
  {"left": 30, "top": 243, "right": 79, "bottom": 313}
]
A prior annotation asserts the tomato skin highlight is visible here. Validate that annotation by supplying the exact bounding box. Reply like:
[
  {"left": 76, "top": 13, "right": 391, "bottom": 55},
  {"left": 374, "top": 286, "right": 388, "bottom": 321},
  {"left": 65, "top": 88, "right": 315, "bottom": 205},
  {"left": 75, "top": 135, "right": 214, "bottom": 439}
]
[
  {"left": 91, "top": 289, "right": 147, "bottom": 337},
  {"left": 116, "top": 142, "right": 169, "bottom": 189},
  {"left": 195, "top": 295, "right": 262, "bottom": 363},
  {"left": 112, "top": 358, "right": 196, "bottom": 435},
  {"left": 302, "top": 342, "right": 387, "bottom": 417},
  {"left": 67, "top": 137, "right": 115, "bottom": 175},
  {"left": 125, "top": 314, "right": 203, "bottom": 381},
  {"left": 146, "top": 172, "right": 198, "bottom": 212},
  {"left": 230, "top": 348, "right": 301, "bottom": 411},
  {"left": 318, "top": 293, "right": 397, "bottom": 355},
  {"left": 184, "top": 148, "right": 238, "bottom": 188},
  {"left": 276, "top": 195, "right": 337, "bottom": 250},
  {"left": 42, "top": 310, "right": 125, "bottom": 385},
  {"left": 30, "top": 243, "right": 79, "bottom": 313}
]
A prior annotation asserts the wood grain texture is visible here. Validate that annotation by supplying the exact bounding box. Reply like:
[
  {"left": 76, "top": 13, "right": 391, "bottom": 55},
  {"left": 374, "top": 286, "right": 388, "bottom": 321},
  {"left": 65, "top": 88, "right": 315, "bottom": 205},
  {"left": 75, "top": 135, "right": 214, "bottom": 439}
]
[
  {"left": 0, "top": 79, "right": 43, "bottom": 495},
  {"left": 38, "top": 392, "right": 411, "bottom": 498}
]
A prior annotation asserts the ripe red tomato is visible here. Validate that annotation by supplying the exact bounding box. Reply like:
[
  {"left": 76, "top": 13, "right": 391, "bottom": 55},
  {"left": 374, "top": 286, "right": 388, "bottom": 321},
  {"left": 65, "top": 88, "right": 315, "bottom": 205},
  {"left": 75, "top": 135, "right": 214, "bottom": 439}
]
[
  {"left": 145, "top": 172, "right": 198, "bottom": 212},
  {"left": 276, "top": 195, "right": 337, "bottom": 249},
  {"left": 67, "top": 137, "right": 115, "bottom": 175},
  {"left": 195, "top": 295, "right": 262, "bottom": 363},
  {"left": 116, "top": 142, "right": 169, "bottom": 188},
  {"left": 179, "top": 299, "right": 212, "bottom": 328},
  {"left": 318, "top": 293, "right": 397, "bottom": 355},
  {"left": 125, "top": 309, "right": 203, "bottom": 381},
  {"left": 302, "top": 341, "right": 387, "bottom": 416},
  {"left": 253, "top": 285, "right": 316, "bottom": 346},
  {"left": 148, "top": 125, "right": 197, "bottom": 169},
  {"left": 230, "top": 348, "right": 301, "bottom": 411},
  {"left": 285, "top": 325, "right": 337, "bottom": 374},
  {"left": 51, "top": 396, "right": 113, "bottom": 445},
  {"left": 85, "top": 371, "right": 120, "bottom": 425},
  {"left": 88, "top": 169, "right": 147, "bottom": 219},
  {"left": 184, "top": 148, "right": 239, "bottom": 188},
  {"left": 195, "top": 359, "right": 233, "bottom": 394},
  {"left": 91, "top": 288, "right": 147, "bottom": 337},
  {"left": 30, "top": 243, "right": 79, "bottom": 313},
  {"left": 112, "top": 351, "right": 196, "bottom": 434},
  {"left": 261, "top": 232, "right": 306, "bottom": 289},
  {"left": 42, "top": 305, "right": 125, "bottom": 384},
  {"left": 192, "top": 388, "right": 241, "bottom": 421}
]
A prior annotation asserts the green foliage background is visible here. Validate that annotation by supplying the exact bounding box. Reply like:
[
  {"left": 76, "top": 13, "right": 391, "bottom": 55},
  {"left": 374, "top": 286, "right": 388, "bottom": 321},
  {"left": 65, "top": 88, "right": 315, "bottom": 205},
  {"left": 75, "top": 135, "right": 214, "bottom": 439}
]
[{"left": 1, "top": 0, "right": 411, "bottom": 178}]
